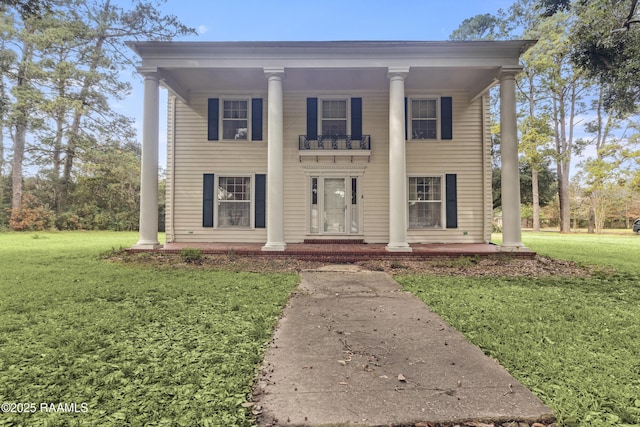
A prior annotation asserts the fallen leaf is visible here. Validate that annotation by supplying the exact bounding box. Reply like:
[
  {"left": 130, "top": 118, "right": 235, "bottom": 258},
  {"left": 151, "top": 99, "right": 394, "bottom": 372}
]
[
  {"left": 398, "top": 374, "right": 406, "bottom": 382},
  {"left": 337, "top": 360, "right": 347, "bottom": 366},
  {"left": 339, "top": 381, "right": 349, "bottom": 385},
  {"left": 241, "top": 402, "right": 254, "bottom": 408}
]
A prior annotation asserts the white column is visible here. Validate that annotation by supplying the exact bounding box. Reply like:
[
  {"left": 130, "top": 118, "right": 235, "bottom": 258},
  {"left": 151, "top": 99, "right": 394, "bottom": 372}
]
[
  {"left": 499, "top": 68, "right": 526, "bottom": 250},
  {"left": 134, "top": 72, "right": 161, "bottom": 249},
  {"left": 262, "top": 68, "right": 286, "bottom": 251},
  {"left": 386, "top": 68, "right": 412, "bottom": 252}
]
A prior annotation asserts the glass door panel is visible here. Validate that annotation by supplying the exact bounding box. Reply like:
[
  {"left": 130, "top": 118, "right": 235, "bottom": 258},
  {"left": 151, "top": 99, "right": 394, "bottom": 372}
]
[{"left": 323, "top": 178, "right": 346, "bottom": 233}]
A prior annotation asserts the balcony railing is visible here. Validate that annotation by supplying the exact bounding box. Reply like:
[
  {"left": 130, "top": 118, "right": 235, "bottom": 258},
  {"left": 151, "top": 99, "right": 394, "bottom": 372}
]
[{"left": 299, "top": 135, "right": 371, "bottom": 151}]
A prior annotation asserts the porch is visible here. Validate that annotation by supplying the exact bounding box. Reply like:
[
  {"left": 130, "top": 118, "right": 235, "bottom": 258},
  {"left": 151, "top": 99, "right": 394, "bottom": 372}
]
[{"left": 130, "top": 242, "right": 535, "bottom": 262}]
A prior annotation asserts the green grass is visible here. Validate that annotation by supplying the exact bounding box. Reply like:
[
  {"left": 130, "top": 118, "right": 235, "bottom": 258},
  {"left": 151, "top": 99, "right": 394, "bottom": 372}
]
[
  {"left": 0, "top": 231, "right": 298, "bottom": 426},
  {"left": 3, "top": 231, "right": 640, "bottom": 426},
  {"left": 523, "top": 232, "right": 640, "bottom": 272},
  {"left": 399, "top": 231, "right": 640, "bottom": 427}
]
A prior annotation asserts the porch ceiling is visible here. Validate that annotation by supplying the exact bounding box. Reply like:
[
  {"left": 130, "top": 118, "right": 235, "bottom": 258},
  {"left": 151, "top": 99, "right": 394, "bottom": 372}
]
[{"left": 154, "top": 66, "right": 500, "bottom": 96}]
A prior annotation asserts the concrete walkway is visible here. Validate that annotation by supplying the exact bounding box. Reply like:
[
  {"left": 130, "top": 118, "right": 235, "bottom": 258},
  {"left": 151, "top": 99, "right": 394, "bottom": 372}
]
[{"left": 254, "top": 266, "right": 554, "bottom": 427}]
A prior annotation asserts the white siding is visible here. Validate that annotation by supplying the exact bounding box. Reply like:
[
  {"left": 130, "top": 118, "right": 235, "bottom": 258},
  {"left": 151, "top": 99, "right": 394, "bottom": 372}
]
[
  {"left": 405, "top": 92, "right": 487, "bottom": 244},
  {"left": 168, "top": 93, "right": 268, "bottom": 243},
  {"left": 167, "top": 89, "right": 489, "bottom": 244}
]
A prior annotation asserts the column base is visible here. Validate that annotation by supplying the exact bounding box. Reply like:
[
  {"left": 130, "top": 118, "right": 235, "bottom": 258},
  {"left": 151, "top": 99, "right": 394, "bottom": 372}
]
[
  {"left": 132, "top": 240, "right": 162, "bottom": 250},
  {"left": 385, "top": 243, "right": 413, "bottom": 253},
  {"left": 498, "top": 243, "right": 530, "bottom": 252},
  {"left": 262, "top": 242, "right": 287, "bottom": 252}
]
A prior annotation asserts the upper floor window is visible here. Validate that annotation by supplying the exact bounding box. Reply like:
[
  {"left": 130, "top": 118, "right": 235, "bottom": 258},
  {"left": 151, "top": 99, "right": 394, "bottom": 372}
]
[
  {"left": 321, "top": 99, "right": 348, "bottom": 136},
  {"left": 410, "top": 98, "right": 438, "bottom": 140},
  {"left": 222, "top": 99, "right": 249, "bottom": 140}
]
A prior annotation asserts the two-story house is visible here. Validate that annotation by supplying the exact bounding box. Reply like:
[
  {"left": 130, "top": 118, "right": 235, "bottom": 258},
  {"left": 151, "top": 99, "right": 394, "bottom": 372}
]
[{"left": 128, "top": 41, "right": 533, "bottom": 252}]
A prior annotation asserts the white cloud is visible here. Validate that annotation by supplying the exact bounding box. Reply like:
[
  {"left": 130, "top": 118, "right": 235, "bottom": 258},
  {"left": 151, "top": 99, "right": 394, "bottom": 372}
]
[{"left": 198, "top": 25, "right": 209, "bottom": 35}]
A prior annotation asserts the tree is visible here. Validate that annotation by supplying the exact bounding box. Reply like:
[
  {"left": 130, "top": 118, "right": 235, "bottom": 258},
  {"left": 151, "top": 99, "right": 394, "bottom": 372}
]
[
  {"left": 0, "top": 0, "right": 52, "bottom": 18},
  {"left": 1, "top": 0, "right": 194, "bottom": 229},
  {"left": 450, "top": 0, "right": 570, "bottom": 231},
  {"left": 526, "top": 12, "right": 593, "bottom": 232},
  {"left": 571, "top": 0, "right": 640, "bottom": 115},
  {"left": 493, "top": 161, "right": 557, "bottom": 210},
  {"left": 0, "top": 10, "right": 16, "bottom": 220},
  {"left": 54, "top": 0, "right": 194, "bottom": 211},
  {"left": 540, "top": 0, "right": 640, "bottom": 115},
  {"left": 4, "top": 7, "right": 45, "bottom": 218},
  {"left": 580, "top": 87, "right": 627, "bottom": 233},
  {"left": 71, "top": 140, "right": 141, "bottom": 230},
  {"left": 536, "top": 0, "right": 571, "bottom": 16},
  {"left": 449, "top": 14, "right": 508, "bottom": 40},
  {"left": 510, "top": 0, "right": 556, "bottom": 231}
]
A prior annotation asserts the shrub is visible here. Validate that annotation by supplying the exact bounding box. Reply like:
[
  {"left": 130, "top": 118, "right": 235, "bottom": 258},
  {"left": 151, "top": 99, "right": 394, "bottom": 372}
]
[
  {"left": 180, "top": 248, "right": 202, "bottom": 264},
  {"left": 9, "top": 195, "right": 55, "bottom": 231}
]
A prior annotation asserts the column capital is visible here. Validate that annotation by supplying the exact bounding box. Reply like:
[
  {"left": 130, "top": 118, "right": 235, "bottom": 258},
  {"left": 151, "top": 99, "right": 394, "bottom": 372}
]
[
  {"left": 137, "top": 66, "right": 160, "bottom": 79},
  {"left": 387, "top": 66, "right": 410, "bottom": 80},
  {"left": 264, "top": 67, "right": 285, "bottom": 80},
  {"left": 499, "top": 66, "right": 523, "bottom": 80}
]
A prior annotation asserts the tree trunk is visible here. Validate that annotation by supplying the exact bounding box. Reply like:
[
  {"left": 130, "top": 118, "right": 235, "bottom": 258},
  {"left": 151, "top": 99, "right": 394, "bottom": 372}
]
[
  {"left": 60, "top": 1, "right": 109, "bottom": 211},
  {"left": 0, "top": 37, "right": 6, "bottom": 208},
  {"left": 52, "top": 111, "right": 64, "bottom": 213},
  {"left": 588, "top": 198, "right": 595, "bottom": 233},
  {"left": 0, "top": 127, "right": 4, "bottom": 201},
  {"left": 532, "top": 164, "right": 541, "bottom": 230},
  {"left": 554, "top": 94, "right": 571, "bottom": 233},
  {"left": 10, "top": 38, "right": 33, "bottom": 217},
  {"left": 527, "top": 79, "right": 542, "bottom": 232},
  {"left": 558, "top": 169, "right": 571, "bottom": 232},
  {"left": 11, "top": 123, "right": 26, "bottom": 213}
]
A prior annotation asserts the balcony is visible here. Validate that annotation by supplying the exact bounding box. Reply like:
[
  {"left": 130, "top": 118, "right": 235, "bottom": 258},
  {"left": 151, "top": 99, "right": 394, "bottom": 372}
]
[{"left": 298, "top": 135, "right": 371, "bottom": 162}]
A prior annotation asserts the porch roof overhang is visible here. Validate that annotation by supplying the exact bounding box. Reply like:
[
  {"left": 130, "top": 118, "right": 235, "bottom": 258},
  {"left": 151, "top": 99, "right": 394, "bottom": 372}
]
[{"left": 127, "top": 40, "right": 536, "bottom": 103}]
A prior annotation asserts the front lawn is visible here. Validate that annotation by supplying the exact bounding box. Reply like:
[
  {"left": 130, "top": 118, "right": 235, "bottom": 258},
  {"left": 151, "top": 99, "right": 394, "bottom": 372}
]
[
  {"left": 3, "top": 231, "right": 639, "bottom": 427},
  {"left": 0, "top": 232, "right": 298, "bottom": 426},
  {"left": 398, "top": 232, "right": 640, "bottom": 427}
]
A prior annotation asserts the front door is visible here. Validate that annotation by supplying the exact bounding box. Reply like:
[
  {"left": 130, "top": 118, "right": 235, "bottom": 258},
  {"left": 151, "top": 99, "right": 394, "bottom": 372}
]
[{"left": 310, "top": 175, "right": 360, "bottom": 235}]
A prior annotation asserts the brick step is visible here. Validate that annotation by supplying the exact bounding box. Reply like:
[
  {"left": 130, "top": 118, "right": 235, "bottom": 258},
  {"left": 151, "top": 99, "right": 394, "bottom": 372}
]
[{"left": 303, "top": 239, "right": 365, "bottom": 244}]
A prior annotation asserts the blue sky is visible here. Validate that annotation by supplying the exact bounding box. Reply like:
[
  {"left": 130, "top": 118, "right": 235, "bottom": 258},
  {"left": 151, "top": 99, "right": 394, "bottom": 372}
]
[
  {"left": 156, "top": 0, "right": 514, "bottom": 42},
  {"left": 120, "top": 0, "right": 516, "bottom": 169}
]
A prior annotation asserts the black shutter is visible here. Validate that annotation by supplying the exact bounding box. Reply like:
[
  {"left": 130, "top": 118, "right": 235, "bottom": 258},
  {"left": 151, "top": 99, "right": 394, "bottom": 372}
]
[
  {"left": 351, "top": 97, "right": 362, "bottom": 140},
  {"left": 208, "top": 98, "right": 219, "bottom": 141},
  {"left": 251, "top": 98, "right": 263, "bottom": 141},
  {"left": 446, "top": 174, "right": 457, "bottom": 229},
  {"left": 441, "top": 97, "right": 453, "bottom": 140},
  {"left": 306, "top": 98, "right": 318, "bottom": 140},
  {"left": 404, "top": 97, "right": 408, "bottom": 140},
  {"left": 203, "top": 174, "right": 215, "bottom": 227},
  {"left": 255, "top": 174, "right": 266, "bottom": 228}
]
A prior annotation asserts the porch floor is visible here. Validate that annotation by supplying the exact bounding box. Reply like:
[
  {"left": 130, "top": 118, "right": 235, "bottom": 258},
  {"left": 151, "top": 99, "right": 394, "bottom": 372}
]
[{"left": 137, "top": 242, "right": 535, "bottom": 262}]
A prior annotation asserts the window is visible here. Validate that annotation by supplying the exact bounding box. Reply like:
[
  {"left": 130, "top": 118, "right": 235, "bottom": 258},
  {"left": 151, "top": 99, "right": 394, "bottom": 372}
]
[
  {"left": 218, "top": 176, "right": 251, "bottom": 227},
  {"left": 321, "top": 99, "right": 347, "bottom": 136},
  {"left": 222, "top": 100, "right": 248, "bottom": 140},
  {"left": 409, "top": 176, "right": 443, "bottom": 228},
  {"left": 411, "top": 99, "right": 438, "bottom": 140}
]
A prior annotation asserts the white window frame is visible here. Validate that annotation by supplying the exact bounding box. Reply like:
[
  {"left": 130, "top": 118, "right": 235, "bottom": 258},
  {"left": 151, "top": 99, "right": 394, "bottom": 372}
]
[
  {"left": 407, "top": 175, "right": 445, "bottom": 229},
  {"left": 216, "top": 174, "right": 254, "bottom": 229},
  {"left": 319, "top": 98, "right": 350, "bottom": 137},
  {"left": 220, "top": 98, "right": 251, "bottom": 141},
  {"left": 409, "top": 97, "right": 440, "bottom": 141}
]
